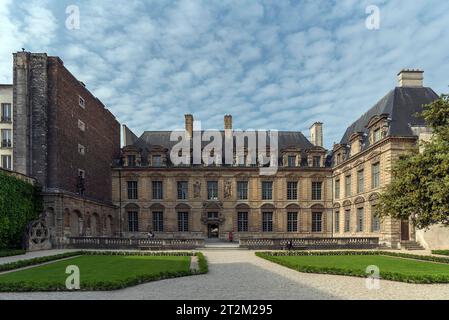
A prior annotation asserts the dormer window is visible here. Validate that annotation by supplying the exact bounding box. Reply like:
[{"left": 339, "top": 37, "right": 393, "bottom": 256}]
[
  {"left": 152, "top": 155, "right": 162, "bottom": 167},
  {"left": 373, "top": 128, "right": 381, "bottom": 143},
  {"left": 79, "top": 96, "right": 85, "bottom": 109},
  {"left": 313, "top": 156, "right": 321, "bottom": 167},
  {"left": 287, "top": 155, "right": 296, "bottom": 167},
  {"left": 127, "top": 155, "right": 136, "bottom": 167}
]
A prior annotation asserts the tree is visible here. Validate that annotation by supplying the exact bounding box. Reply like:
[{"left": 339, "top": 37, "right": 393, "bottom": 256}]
[{"left": 376, "top": 94, "right": 449, "bottom": 229}]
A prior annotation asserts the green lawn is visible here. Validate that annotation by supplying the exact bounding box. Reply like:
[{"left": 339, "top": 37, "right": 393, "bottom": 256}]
[
  {"left": 257, "top": 252, "right": 449, "bottom": 283},
  {"left": 0, "top": 254, "right": 192, "bottom": 291}
]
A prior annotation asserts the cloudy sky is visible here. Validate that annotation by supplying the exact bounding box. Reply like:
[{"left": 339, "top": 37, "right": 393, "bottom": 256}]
[{"left": 0, "top": 0, "right": 448, "bottom": 148}]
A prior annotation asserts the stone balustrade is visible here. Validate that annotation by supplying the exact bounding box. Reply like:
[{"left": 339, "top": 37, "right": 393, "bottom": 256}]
[
  {"left": 239, "top": 237, "right": 379, "bottom": 250},
  {"left": 67, "top": 237, "right": 205, "bottom": 250}
]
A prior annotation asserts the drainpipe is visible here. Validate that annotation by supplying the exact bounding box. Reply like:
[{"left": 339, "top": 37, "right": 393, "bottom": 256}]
[{"left": 119, "top": 169, "right": 122, "bottom": 238}]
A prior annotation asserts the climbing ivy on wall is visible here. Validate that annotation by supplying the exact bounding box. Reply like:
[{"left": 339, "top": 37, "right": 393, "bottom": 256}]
[{"left": 0, "top": 171, "right": 42, "bottom": 249}]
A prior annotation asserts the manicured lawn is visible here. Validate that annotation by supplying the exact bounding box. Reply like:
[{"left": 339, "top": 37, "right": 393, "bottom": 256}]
[
  {"left": 0, "top": 254, "right": 193, "bottom": 291},
  {"left": 257, "top": 252, "right": 449, "bottom": 283}
]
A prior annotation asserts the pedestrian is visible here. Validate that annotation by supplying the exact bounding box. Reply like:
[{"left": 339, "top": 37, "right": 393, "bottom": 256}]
[
  {"left": 228, "top": 231, "right": 234, "bottom": 242},
  {"left": 148, "top": 230, "right": 155, "bottom": 239}
]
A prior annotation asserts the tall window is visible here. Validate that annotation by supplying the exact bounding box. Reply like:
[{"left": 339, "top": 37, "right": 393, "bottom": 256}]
[
  {"left": 127, "top": 155, "right": 136, "bottom": 167},
  {"left": 373, "top": 128, "right": 381, "bottom": 143},
  {"left": 262, "top": 181, "right": 273, "bottom": 200},
  {"left": 372, "top": 205, "right": 381, "bottom": 232},
  {"left": 287, "top": 155, "right": 296, "bottom": 167},
  {"left": 313, "top": 156, "right": 321, "bottom": 167},
  {"left": 1, "top": 155, "right": 12, "bottom": 170},
  {"left": 335, "top": 210, "right": 340, "bottom": 233},
  {"left": 344, "top": 209, "right": 351, "bottom": 232},
  {"left": 311, "top": 182, "right": 322, "bottom": 200},
  {"left": 345, "top": 175, "right": 352, "bottom": 197},
  {"left": 237, "top": 212, "right": 248, "bottom": 232},
  {"left": 372, "top": 163, "right": 380, "bottom": 189},
  {"left": 237, "top": 181, "right": 248, "bottom": 200},
  {"left": 311, "top": 212, "right": 322, "bottom": 232},
  {"left": 207, "top": 181, "right": 218, "bottom": 200},
  {"left": 287, "top": 212, "right": 298, "bottom": 232},
  {"left": 152, "top": 181, "right": 163, "bottom": 200},
  {"left": 177, "top": 181, "right": 188, "bottom": 200},
  {"left": 152, "top": 211, "right": 164, "bottom": 232},
  {"left": 127, "top": 181, "right": 138, "bottom": 200},
  {"left": 1, "top": 103, "right": 11, "bottom": 122},
  {"left": 335, "top": 179, "right": 340, "bottom": 199},
  {"left": 178, "top": 212, "right": 189, "bottom": 232},
  {"left": 357, "top": 169, "right": 364, "bottom": 194},
  {"left": 1, "top": 129, "right": 12, "bottom": 148},
  {"left": 357, "top": 207, "right": 364, "bottom": 232},
  {"left": 287, "top": 181, "right": 298, "bottom": 200},
  {"left": 262, "top": 212, "right": 273, "bottom": 232},
  {"left": 128, "top": 211, "right": 139, "bottom": 232},
  {"left": 152, "top": 155, "right": 162, "bottom": 167}
]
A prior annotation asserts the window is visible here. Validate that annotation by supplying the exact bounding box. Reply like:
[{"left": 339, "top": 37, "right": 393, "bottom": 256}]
[
  {"left": 287, "top": 181, "right": 298, "bottom": 200},
  {"left": 79, "top": 96, "right": 85, "bottom": 108},
  {"left": 207, "top": 181, "right": 218, "bottom": 200},
  {"left": 237, "top": 181, "right": 248, "bottom": 200},
  {"left": 152, "top": 181, "right": 163, "bottom": 200},
  {"left": 345, "top": 175, "right": 352, "bottom": 197},
  {"left": 262, "top": 212, "right": 273, "bottom": 232},
  {"left": 128, "top": 211, "right": 138, "bottom": 232},
  {"left": 313, "top": 156, "right": 321, "bottom": 167},
  {"left": 357, "top": 169, "right": 364, "bottom": 194},
  {"left": 177, "top": 181, "right": 188, "bottom": 200},
  {"left": 78, "top": 169, "right": 85, "bottom": 179},
  {"left": 372, "top": 205, "right": 381, "bottom": 232},
  {"left": 152, "top": 155, "right": 162, "bottom": 167},
  {"left": 1, "top": 155, "right": 12, "bottom": 170},
  {"left": 1, "top": 103, "right": 11, "bottom": 122},
  {"left": 335, "top": 179, "right": 340, "bottom": 199},
  {"left": 311, "top": 212, "right": 322, "bottom": 232},
  {"left": 1, "top": 129, "right": 12, "bottom": 148},
  {"left": 287, "top": 155, "right": 296, "bottom": 167},
  {"left": 152, "top": 212, "right": 163, "bottom": 232},
  {"left": 262, "top": 181, "right": 273, "bottom": 200},
  {"left": 335, "top": 210, "right": 340, "bottom": 233},
  {"left": 208, "top": 212, "right": 219, "bottom": 219},
  {"left": 311, "top": 182, "right": 322, "bottom": 200},
  {"left": 287, "top": 212, "right": 298, "bottom": 232},
  {"left": 357, "top": 207, "right": 364, "bottom": 232},
  {"left": 127, "top": 155, "right": 136, "bottom": 167},
  {"left": 237, "top": 212, "right": 248, "bottom": 232},
  {"left": 344, "top": 209, "right": 351, "bottom": 232},
  {"left": 127, "top": 181, "right": 138, "bottom": 199},
  {"left": 78, "top": 119, "right": 86, "bottom": 131},
  {"left": 78, "top": 144, "right": 86, "bottom": 155},
  {"left": 178, "top": 212, "right": 189, "bottom": 232},
  {"left": 372, "top": 163, "right": 380, "bottom": 189},
  {"left": 373, "top": 128, "right": 381, "bottom": 143}
]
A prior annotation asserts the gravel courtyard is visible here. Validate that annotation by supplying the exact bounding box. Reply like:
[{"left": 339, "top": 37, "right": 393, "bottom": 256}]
[{"left": 1, "top": 249, "right": 449, "bottom": 300}]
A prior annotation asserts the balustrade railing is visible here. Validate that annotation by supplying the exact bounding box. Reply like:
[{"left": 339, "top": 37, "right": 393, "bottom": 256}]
[
  {"left": 239, "top": 237, "right": 379, "bottom": 250},
  {"left": 67, "top": 237, "right": 205, "bottom": 250}
]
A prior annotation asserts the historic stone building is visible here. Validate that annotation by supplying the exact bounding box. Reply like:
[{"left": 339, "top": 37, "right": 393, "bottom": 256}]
[
  {"left": 12, "top": 51, "right": 121, "bottom": 248},
  {"left": 113, "top": 69, "right": 439, "bottom": 248},
  {"left": 0, "top": 84, "right": 13, "bottom": 170}
]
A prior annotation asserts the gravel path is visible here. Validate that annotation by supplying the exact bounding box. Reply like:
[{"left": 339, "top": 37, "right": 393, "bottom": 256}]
[{"left": 1, "top": 250, "right": 449, "bottom": 300}]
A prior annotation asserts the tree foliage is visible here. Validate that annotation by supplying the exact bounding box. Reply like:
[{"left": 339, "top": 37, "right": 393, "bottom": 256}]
[
  {"left": 376, "top": 94, "right": 449, "bottom": 229},
  {"left": 0, "top": 171, "right": 42, "bottom": 249}
]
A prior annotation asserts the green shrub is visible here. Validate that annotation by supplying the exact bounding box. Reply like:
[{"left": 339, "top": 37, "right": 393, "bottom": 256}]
[
  {"left": 196, "top": 252, "right": 208, "bottom": 274},
  {"left": 432, "top": 250, "right": 449, "bottom": 256},
  {"left": 0, "top": 171, "right": 42, "bottom": 249},
  {"left": 0, "top": 249, "right": 26, "bottom": 258},
  {"left": 0, "top": 251, "right": 83, "bottom": 272}
]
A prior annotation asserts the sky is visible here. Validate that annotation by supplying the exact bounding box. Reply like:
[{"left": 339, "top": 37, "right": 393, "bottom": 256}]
[{"left": 0, "top": 0, "right": 448, "bottom": 148}]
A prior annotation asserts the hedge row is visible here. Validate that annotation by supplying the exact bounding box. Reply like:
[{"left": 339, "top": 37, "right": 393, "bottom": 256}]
[
  {"left": 431, "top": 250, "right": 449, "bottom": 256},
  {"left": 0, "top": 250, "right": 26, "bottom": 258},
  {"left": 256, "top": 251, "right": 449, "bottom": 284},
  {"left": 0, "top": 251, "right": 83, "bottom": 272}
]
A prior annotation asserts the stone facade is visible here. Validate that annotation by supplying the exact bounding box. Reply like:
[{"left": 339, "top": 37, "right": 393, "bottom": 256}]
[
  {"left": 0, "top": 84, "right": 13, "bottom": 170},
  {"left": 12, "top": 52, "right": 121, "bottom": 247}
]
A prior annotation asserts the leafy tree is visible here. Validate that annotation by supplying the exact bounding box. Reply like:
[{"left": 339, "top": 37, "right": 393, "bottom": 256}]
[{"left": 376, "top": 94, "right": 449, "bottom": 229}]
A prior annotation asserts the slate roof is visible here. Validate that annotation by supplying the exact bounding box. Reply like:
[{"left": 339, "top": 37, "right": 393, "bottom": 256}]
[{"left": 340, "top": 87, "right": 438, "bottom": 150}]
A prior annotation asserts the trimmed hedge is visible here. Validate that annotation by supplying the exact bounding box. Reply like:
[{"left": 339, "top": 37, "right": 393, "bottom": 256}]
[
  {"left": 0, "top": 249, "right": 26, "bottom": 258},
  {"left": 0, "top": 171, "right": 42, "bottom": 249},
  {"left": 256, "top": 251, "right": 449, "bottom": 284},
  {"left": 432, "top": 250, "right": 449, "bottom": 256},
  {"left": 0, "top": 251, "right": 208, "bottom": 292}
]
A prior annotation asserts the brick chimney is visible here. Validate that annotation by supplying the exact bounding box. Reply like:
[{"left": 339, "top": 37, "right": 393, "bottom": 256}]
[
  {"left": 224, "top": 115, "right": 232, "bottom": 130},
  {"left": 310, "top": 122, "right": 323, "bottom": 147},
  {"left": 185, "top": 114, "right": 193, "bottom": 139},
  {"left": 397, "top": 69, "right": 424, "bottom": 87}
]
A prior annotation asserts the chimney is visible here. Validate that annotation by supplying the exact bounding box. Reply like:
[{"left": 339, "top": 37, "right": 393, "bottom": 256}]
[
  {"left": 310, "top": 122, "right": 323, "bottom": 147},
  {"left": 185, "top": 114, "right": 193, "bottom": 139},
  {"left": 224, "top": 115, "right": 232, "bottom": 130},
  {"left": 397, "top": 69, "right": 424, "bottom": 88}
]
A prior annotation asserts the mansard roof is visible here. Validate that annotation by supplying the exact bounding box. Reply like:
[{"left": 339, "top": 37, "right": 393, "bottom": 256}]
[{"left": 340, "top": 87, "right": 438, "bottom": 149}]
